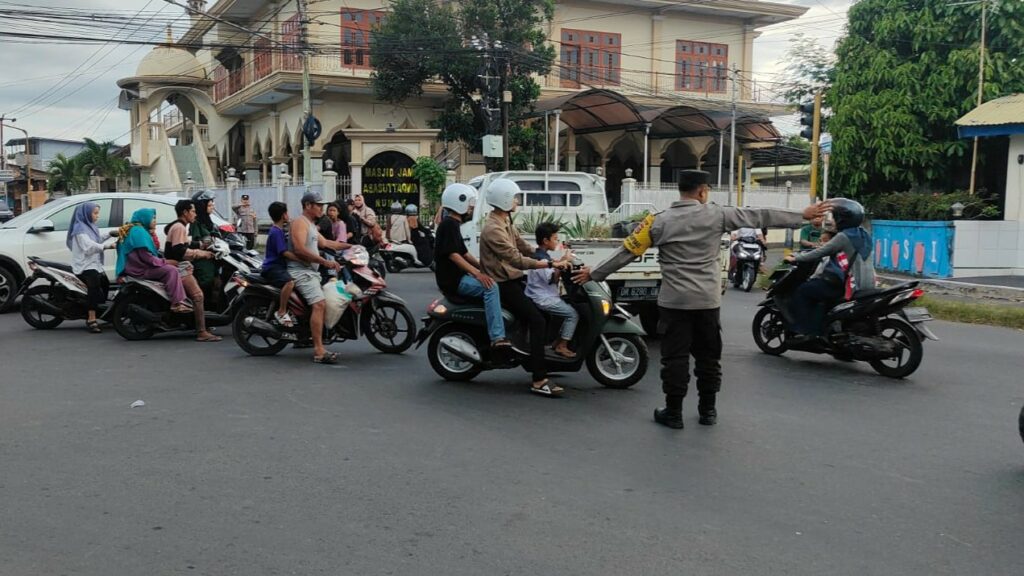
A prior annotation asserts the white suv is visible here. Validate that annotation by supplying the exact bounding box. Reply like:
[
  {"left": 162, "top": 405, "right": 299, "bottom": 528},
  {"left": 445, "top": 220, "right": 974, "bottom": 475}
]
[{"left": 0, "top": 193, "right": 228, "bottom": 312}]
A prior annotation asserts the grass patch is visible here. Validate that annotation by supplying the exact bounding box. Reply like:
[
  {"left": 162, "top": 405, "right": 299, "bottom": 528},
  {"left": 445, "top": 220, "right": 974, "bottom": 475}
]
[{"left": 917, "top": 295, "right": 1024, "bottom": 330}]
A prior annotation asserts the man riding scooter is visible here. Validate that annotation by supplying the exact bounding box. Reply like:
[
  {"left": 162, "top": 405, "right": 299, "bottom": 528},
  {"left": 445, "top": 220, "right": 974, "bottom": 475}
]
[
  {"left": 480, "top": 179, "right": 571, "bottom": 397},
  {"left": 288, "top": 192, "right": 352, "bottom": 364},
  {"left": 433, "top": 184, "right": 509, "bottom": 350},
  {"left": 783, "top": 198, "right": 876, "bottom": 343}
]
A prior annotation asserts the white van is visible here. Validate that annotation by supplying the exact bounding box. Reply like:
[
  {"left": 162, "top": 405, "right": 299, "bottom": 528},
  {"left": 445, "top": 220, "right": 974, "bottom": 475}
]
[{"left": 462, "top": 171, "right": 608, "bottom": 255}]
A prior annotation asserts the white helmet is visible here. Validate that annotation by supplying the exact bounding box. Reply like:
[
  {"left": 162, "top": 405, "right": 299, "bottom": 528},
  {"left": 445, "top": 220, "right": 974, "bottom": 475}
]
[
  {"left": 487, "top": 178, "right": 520, "bottom": 212},
  {"left": 441, "top": 183, "right": 477, "bottom": 215}
]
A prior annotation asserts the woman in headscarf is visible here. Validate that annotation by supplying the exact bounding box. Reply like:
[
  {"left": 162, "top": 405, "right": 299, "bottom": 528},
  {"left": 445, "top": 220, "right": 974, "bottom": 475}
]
[
  {"left": 115, "top": 208, "right": 191, "bottom": 315},
  {"left": 189, "top": 191, "right": 219, "bottom": 296},
  {"left": 67, "top": 202, "right": 116, "bottom": 333}
]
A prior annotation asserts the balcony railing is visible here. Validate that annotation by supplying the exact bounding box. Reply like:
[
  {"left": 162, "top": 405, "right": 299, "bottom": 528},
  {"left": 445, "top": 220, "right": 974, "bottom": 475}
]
[
  {"left": 213, "top": 50, "right": 376, "bottom": 103},
  {"left": 213, "top": 49, "right": 773, "bottom": 105}
]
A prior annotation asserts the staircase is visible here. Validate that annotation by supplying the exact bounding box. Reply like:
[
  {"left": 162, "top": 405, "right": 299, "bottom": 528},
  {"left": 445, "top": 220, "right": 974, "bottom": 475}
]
[{"left": 170, "top": 145, "right": 205, "bottom": 187}]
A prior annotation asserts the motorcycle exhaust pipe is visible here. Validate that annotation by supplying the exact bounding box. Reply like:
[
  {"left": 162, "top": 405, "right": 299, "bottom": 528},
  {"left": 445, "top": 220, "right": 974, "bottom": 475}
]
[
  {"left": 243, "top": 316, "right": 283, "bottom": 339},
  {"left": 26, "top": 295, "right": 64, "bottom": 317}
]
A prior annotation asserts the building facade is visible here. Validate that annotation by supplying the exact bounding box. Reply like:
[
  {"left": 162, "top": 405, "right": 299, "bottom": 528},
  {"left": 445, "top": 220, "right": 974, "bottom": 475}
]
[{"left": 117, "top": 0, "right": 805, "bottom": 211}]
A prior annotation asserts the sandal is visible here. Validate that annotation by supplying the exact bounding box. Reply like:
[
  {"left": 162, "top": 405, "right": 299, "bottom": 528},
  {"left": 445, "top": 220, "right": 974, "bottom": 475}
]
[
  {"left": 552, "top": 346, "right": 577, "bottom": 359},
  {"left": 274, "top": 310, "right": 294, "bottom": 328},
  {"left": 196, "top": 331, "right": 222, "bottom": 342},
  {"left": 530, "top": 379, "right": 564, "bottom": 398},
  {"left": 170, "top": 303, "right": 192, "bottom": 314},
  {"left": 86, "top": 320, "right": 102, "bottom": 334},
  {"left": 313, "top": 351, "right": 339, "bottom": 365},
  {"left": 491, "top": 339, "right": 512, "bottom": 349}
]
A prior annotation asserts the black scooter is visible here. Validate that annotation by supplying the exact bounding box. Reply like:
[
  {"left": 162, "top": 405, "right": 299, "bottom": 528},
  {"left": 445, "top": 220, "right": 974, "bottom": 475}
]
[
  {"left": 17, "top": 256, "right": 117, "bottom": 329},
  {"left": 109, "top": 237, "right": 244, "bottom": 340},
  {"left": 752, "top": 261, "right": 938, "bottom": 378},
  {"left": 416, "top": 264, "right": 649, "bottom": 389}
]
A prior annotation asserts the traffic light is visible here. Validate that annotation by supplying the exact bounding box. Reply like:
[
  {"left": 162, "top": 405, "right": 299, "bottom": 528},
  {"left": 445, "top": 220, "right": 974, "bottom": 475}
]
[{"left": 799, "top": 102, "right": 815, "bottom": 140}]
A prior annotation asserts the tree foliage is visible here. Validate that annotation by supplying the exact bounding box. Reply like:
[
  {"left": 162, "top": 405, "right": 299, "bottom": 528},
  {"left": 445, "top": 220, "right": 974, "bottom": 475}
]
[
  {"left": 412, "top": 156, "right": 446, "bottom": 207},
  {"left": 780, "top": 34, "right": 835, "bottom": 105},
  {"left": 828, "top": 0, "right": 1024, "bottom": 199},
  {"left": 47, "top": 153, "right": 87, "bottom": 193},
  {"left": 45, "top": 139, "right": 128, "bottom": 193},
  {"left": 370, "top": 0, "right": 556, "bottom": 167}
]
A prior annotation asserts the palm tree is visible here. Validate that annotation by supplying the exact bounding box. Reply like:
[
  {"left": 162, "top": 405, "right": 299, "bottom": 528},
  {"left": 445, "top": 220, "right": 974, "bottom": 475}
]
[
  {"left": 47, "top": 153, "right": 87, "bottom": 194},
  {"left": 78, "top": 138, "right": 130, "bottom": 187}
]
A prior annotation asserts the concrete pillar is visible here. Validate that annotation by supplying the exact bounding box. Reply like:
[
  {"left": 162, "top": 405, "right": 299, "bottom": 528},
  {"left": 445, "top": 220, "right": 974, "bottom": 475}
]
[
  {"left": 621, "top": 176, "right": 637, "bottom": 206},
  {"left": 445, "top": 169, "right": 457, "bottom": 187},
  {"left": 226, "top": 168, "right": 240, "bottom": 206},
  {"left": 276, "top": 171, "right": 290, "bottom": 203},
  {"left": 648, "top": 165, "right": 662, "bottom": 184},
  {"left": 1006, "top": 134, "right": 1024, "bottom": 222},
  {"left": 350, "top": 163, "right": 363, "bottom": 199},
  {"left": 322, "top": 159, "right": 338, "bottom": 202}
]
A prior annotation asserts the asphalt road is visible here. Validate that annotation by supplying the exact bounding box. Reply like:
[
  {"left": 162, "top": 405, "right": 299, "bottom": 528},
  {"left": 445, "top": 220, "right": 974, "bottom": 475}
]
[{"left": 1, "top": 271, "right": 1022, "bottom": 576}]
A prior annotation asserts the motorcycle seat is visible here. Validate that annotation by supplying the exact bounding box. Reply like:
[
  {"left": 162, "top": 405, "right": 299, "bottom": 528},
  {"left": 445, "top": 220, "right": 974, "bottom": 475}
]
[
  {"left": 30, "top": 258, "right": 74, "bottom": 273},
  {"left": 853, "top": 281, "right": 918, "bottom": 300}
]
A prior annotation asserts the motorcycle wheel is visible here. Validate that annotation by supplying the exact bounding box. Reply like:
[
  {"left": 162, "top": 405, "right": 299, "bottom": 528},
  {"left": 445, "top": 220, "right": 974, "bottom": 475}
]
[
  {"left": 232, "top": 298, "right": 289, "bottom": 356},
  {"left": 869, "top": 318, "right": 924, "bottom": 379},
  {"left": 752, "top": 307, "right": 787, "bottom": 356},
  {"left": 742, "top": 266, "right": 756, "bottom": 292},
  {"left": 20, "top": 285, "right": 65, "bottom": 329},
  {"left": 427, "top": 323, "right": 483, "bottom": 381},
  {"left": 111, "top": 290, "right": 158, "bottom": 341},
  {"left": 586, "top": 334, "right": 648, "bottom": 389},
  {"left": 362, "top": 301, "right": 416, "bottom": 354},
  {"left": 1019, "top": 405, "right": 1024, "bottom": 446}
]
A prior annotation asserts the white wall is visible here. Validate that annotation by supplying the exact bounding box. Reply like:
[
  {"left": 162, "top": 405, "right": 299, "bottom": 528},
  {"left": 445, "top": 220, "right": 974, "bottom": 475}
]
[
  {"left": 952, "top": 220, "right": 1024, "bottom": 277},
  {"left": 1005, "top": 134, "right": 1024, "bottom": 222}
]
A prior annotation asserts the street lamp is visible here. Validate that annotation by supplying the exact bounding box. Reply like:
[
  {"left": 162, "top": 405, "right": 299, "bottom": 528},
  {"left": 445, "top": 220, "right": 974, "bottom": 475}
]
[{"left": 951, "top": 201, "right": 965, "bottom": 218}]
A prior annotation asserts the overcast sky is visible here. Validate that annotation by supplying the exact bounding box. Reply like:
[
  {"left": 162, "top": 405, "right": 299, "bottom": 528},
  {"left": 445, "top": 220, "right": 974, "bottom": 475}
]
[{"left": 0, "top": 0, "right": 853, "bottom": 147}]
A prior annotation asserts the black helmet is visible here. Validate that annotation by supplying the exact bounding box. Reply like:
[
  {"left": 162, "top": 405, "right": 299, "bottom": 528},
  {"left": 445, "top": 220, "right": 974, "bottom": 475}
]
[
  {"left": 831, "top": 198, "right": 865, "bottom": 230},
  {"left": 191, "top": 189, "right": 215, "bottom": 203}
]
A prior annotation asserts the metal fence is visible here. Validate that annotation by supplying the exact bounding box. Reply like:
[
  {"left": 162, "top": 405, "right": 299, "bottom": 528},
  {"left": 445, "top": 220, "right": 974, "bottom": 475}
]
[{"left": 624, "top": 184, "right": 814, "bottom": 214}]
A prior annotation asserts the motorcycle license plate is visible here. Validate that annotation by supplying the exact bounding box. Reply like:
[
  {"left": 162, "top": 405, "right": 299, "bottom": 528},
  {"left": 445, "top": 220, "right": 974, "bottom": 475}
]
[{"left": 617, "top": 283, "right": 659, "bottom": 301}]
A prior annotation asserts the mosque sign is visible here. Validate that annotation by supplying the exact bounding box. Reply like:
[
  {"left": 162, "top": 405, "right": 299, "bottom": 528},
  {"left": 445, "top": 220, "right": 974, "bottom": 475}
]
[{"left": 360, "top": 151, "right": 419, "bottom": 213}]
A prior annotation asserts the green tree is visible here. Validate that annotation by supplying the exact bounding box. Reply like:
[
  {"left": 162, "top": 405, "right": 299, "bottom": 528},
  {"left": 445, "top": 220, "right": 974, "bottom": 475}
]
[
  {"left": 78, "top": 138, "right": 129, "bottom": 181},
  {"left": 47, "top": 153, "right": 87, "bottom": 193},
  {"left": 779, "top": 33, "right": 835, "bottom": 105},
  {"left": 412, "top": 156, "right": 446, "bottom": 208},
  {"left": 828, "top": 0, "right": 1024, "bottom": 199},
  {"left": 370, "top": 0, "right": 556, "bottom": 168}
]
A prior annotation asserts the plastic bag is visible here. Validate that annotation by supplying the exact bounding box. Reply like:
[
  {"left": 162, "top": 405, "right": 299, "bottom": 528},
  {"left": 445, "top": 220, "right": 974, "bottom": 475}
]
[{"left": 323, "top": 279, "right": 349, "bottom": 329}]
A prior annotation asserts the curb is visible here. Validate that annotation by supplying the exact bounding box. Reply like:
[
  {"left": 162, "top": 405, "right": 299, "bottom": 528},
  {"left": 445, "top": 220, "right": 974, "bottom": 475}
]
[{"left": 877, "top": 274, "right": 1024, "bottom": 304}]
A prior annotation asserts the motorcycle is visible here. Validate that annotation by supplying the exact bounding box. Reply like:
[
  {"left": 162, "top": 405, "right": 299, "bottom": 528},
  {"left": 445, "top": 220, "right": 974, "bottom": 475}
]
[
  {"left": 17, "top": 256, "right": 117, "bottom": 329},
  {"left": 232, "top": 245, "right": 416, "bottom": 356},
  {"left": 109, "top": 237, "right": 245, "bottom": 340},
  {"left": 752, "top": 261, "right": 938, "bottom": 378},
  {"left": 380, "top": 225, "right": 435, "bottom": 273},
  {"left": 729, "top": 236, "right": 763, "bottom": 292},
  {"left": 416, "top": 264, "right": 649, "bottom": 389}
]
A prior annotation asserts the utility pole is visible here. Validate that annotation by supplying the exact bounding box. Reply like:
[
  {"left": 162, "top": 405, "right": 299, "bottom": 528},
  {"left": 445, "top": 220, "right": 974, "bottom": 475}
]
[
  {"left": 968, "top": 0, "right": 987, "bottom": 196},
  {"left": 728, "top": 65, "right": 737, "bottom": 206},
  {"left": 0, "top": 115, "right": 12, "bottom": 171},
  {"left": 808, "top": 91, "right": 822, "bottom": 202},
  {"left": 297, "top": 0, "right": 312, "bottom": 185}
]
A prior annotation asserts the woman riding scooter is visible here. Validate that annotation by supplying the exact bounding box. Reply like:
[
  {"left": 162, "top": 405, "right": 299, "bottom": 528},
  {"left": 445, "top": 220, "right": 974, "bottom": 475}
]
[{"left": 784, "top": 198, "right": 876, "bottom": 341}]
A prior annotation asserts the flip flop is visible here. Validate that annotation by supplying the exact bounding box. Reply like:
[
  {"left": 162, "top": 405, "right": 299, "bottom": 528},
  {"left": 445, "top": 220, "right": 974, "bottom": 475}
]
[
  {"left": 196, "top": 332, "right": 222, "bottom": 342},
  {"left": 530, "top": 380, "right": 564, "bottom": 398},
  {"left": 86, "top": 320, "right": 102, "bottom": 334},
  {"left": 313, "top": 352, "right": 339, "bottom": 365}
]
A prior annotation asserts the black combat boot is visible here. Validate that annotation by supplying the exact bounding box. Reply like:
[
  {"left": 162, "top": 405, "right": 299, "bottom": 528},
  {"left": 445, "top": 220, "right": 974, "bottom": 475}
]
[
  {"left": 698, "top": 395, "right": 717, "bottom": 426},
  {"left": 654, "top": 395, "right": 685, "bottom": 429}
]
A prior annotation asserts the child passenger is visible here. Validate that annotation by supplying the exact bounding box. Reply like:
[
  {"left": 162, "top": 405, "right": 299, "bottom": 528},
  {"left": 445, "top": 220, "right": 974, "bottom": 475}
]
[{"left": 525, "top": 222, "right": 578, "bottom": 358}]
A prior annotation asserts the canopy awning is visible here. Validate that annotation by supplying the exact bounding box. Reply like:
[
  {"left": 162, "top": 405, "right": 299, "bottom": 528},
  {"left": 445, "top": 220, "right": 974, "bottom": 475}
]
[
  {"left": 956, "top": 93, "right": 1024, "bottom": 138},
  {"left": 531, "top": 89, "right": 781, "bottom": 143}
]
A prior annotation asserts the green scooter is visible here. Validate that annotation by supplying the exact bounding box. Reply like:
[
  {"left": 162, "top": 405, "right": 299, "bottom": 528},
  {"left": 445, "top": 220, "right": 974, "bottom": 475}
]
[{"left": 416, "top": 264, "right": 649, "bottom": 388}]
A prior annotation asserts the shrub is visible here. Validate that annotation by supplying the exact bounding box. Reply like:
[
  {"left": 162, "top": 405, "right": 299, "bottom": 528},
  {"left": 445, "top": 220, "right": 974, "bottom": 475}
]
[
  {"left": 514, "top": 209, "right": 564, "bottom": 235},
  {"left": 867, "top": 190, "right": 1000, "bottom": 221}
]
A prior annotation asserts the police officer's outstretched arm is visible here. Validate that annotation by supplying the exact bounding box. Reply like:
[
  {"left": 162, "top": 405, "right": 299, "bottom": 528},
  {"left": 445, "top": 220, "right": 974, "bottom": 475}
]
[
  {"left": 721, "top": 202, "right": 829, "bottom": 233},
  {"left": 573, "top": 213, "right": 660, "bottom": 284}
]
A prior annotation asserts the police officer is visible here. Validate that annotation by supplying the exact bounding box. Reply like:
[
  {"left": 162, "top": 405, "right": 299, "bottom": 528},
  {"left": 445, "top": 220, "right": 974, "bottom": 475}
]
[{"left": 574, "top": 170, "right": 829, "bottom": 429}]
